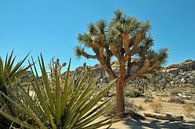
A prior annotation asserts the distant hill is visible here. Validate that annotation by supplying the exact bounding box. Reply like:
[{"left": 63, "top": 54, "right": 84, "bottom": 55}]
[{"left": 75, "top": 59, "right": 195, "bottom": 86}]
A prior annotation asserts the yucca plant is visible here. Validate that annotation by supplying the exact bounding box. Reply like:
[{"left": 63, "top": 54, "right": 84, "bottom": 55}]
[
  {"left": 0, "top": 50, "right": 29, "bottom": 128},
  {"left": 0, "top": 50, "right": 29, "bottom": 89},
  {"left": 0, "top": 54, "right": 115, "bottom": 129}
]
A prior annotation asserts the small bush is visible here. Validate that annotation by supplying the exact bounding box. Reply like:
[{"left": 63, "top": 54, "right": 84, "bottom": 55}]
[
  {"left": 183, "top": 103, "right": 195, "bottom": 117},
  {"left": 125, "top": 100, "right": 145, "bottom": 113},
  {"left": 168, "top": 97, "right": 185, "bottom": 104},
  {"left": 104, "top": 97, "right": 116, "bottom": 116},
  {"left": 150, "top": 101, "right": 163, "bottom": 113},
  {"left": 125, "top": 88, "right": 142, "bottom": 98},
  {"left": 144, "top": 91, "right": 154, "bottom": 103},
  {"left": 170, "top": 89, "right": 182, "bottom": 96}
]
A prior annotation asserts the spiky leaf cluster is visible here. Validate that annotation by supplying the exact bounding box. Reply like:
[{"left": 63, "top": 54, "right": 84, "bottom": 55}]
[
  {"left": 76, "top": 10, "right": 168, "bottom": 80},
  {"left": 0, "top": 50, "right": 30, "bottom": 128},
  {"left": 0, "top": 55, "right": 115, "bottom": 129}
]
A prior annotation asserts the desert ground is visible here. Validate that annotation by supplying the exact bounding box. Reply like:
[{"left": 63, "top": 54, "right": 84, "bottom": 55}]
[{"left": 99, "top": 86, "right": 195, "bottom": 129}]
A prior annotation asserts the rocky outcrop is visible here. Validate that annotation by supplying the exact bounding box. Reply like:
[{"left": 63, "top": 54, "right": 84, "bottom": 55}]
[
  {"left": 21, "top": 59, "right": 195, "bottom": 87},
  {"left": 162, "top": 59, "right": 195, "bottom": 86},
  {"left": 78, "top": 59, "right": 195, "bottom": 87},
  {"left": 166, "top": 59, "right": 195, "bottom": 71}
]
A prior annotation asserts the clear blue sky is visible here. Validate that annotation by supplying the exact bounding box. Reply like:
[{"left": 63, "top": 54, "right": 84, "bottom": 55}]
[{"left": 0, "top": 0, "right": 195, "bottom": 69}]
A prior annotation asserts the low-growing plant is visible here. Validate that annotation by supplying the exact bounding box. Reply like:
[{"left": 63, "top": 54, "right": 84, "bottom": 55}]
[
  {"left": 150, "top": 100, "right": 163, "bottom": 113},
  {"left": 168, "top": 97, "right": 185, "bottom": 104},
  {"left": 104, "top": 97, "right": 116, "bottom": 116},
  {"left": 144, "top": 91, "right": 154, "bottom": 103},
  {"left": 183, "top": 103, "right": 195, "bottom": 117},
  {"left": 170, "top": 89, "right": 182, "bottom": 96},
  {"left": 125, "top": 87, "right": 142, "bottom": 98},
  {"left": 0, "top": 55, "right": 116, "bottom": 129},
  {"left": 125, "top": 100, "right": 144, "bottom": 112}
]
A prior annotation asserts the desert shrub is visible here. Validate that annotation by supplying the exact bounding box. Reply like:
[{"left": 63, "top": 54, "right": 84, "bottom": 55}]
[
  {"left": 104, "top": 97, "right": 116, "bottom": 116},
  {"left": 170, "top": 89, "right": 182, "bottom": 96},
  {"left": 0, "top": 55, "right": 115, "bottom": 129},
  {"left": 125, "top": 100, "right": 144, "bottom": 112},
  {"left": 168, "top": 97, "right": 185, "bottom": 104},
  {"left": 144, "top": 91, "right": 154, "bottom": 103},
  {"left": 188, "top": 88, "right": 195, "bottom": 95},
  {"left": 125, "top": 87, "right": 142, "bottom": 98},
  {"left": 183, "top": 103, "right": 195, "bottom": 117},
  {"left": 150, "top": 101, "right": 163, "bottom": 113}
]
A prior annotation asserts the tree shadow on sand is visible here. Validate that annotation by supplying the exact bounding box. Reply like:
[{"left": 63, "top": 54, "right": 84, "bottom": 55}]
[{"left": 110, "top": 117, "right": 195, "bottom": 129}]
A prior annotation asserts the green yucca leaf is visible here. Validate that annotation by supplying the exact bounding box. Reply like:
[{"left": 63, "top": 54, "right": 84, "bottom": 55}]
[
  {"left": 5, "top": 52, "right": 30, "bottom": 82},
  {"left": 68, "top": 72, "right": 88, "bottom": 106},
  {"left": 39, "top": 54, "right": 55, "bottom": 115},
  {"left": 0, "top": 91, "right": 47, "bottom": 129},
  {"left": 79, "top": 79, "right": 115, "bottom": 117},
  {"left": 65, "top": 72, "right": 92, "bottom": 125},
  {"left": 82, "top": 117, "right": 112, "bottom": 129},
  {"left": 0, "top": 111, "right": 35, "bottom": 129},
  {"left": 18, "top": 86, "right": 47, "bottom": 122},
  {"left": 61, "top": 59, "right": 71, "bottom": 112},
  {"left": 76, "top": 101, "right": 110, "bottom": 128},
  {"left": 54, "top": 63, "right": 62, "bottom": 124},
  {"left": 71, "top": 78, "right": 97, "bottom": 112},
  {"left": 67, "top": 112, "right": 80, "bottom": 129},
  {"left": 79, "top": 99, "right": 110, "bottom": 123},
  {"left": 4, "top": 50, "right": 14, "bottom": 70},
  {"left": 1, "top": 56, "right": 115, "bottom": 129},
  {"left": 0, "top": 50, "right": 31, "bottom": 128},
  {"left": 31, "top": 58, "right": 57, "bottom": 129},
  {"left": 29, "top": 58, "right": 56, "bottom": 129},
  {"left": 0, "top": 50, "right": 29, "bottom": 86}
]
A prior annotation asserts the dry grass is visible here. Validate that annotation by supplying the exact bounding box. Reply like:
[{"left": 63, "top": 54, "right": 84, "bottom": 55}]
[
  {"left": 150, "top": 100, "right": 163, "bottom": 113},
  {"left": 183, "top": 103, "right": 195, "bottom": 117}
]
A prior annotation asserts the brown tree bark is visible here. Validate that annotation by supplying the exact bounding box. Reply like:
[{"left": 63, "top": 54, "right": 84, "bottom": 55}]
[
  {"left": 116, "top": 60, "right": 126, "bottom": 117},
  {"left": 98, "top": 56, "right": 117, "bottom": 80},
  {"left": 102, "top": 64, "right": 117, "bottom": 80}
]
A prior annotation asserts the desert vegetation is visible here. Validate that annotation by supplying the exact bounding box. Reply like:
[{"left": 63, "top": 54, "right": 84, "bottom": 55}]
[
  {"left": 76, "top": 10, "right": 168, "bottom": 116},
  {"left": 0, "top": 52, "right": 115, "bottom": 129},
  {"left": 1, "top": 10, "right": 195, "bottom": 129}
]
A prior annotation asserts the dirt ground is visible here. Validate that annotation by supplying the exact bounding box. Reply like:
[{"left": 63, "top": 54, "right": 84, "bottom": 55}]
[{"left": 99, "top": 96, "right": 195, "bottom": 129}]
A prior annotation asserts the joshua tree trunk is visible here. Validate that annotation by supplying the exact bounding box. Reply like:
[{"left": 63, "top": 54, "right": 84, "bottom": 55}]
[
  {"left": 116, "top": 60, "right": 126, "bottom": 116},
  {"left": 116, "top": 77, "right": 125, "bottom": 116}
]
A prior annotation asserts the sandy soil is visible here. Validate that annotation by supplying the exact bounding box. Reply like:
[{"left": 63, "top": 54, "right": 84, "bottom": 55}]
[{"left": 99, "top": 97, "right": 195, "bottom": 129}]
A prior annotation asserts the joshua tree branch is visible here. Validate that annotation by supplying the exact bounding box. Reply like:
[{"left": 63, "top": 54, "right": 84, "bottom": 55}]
[
  {"left": 127, "top": 59, "right": 150, "bottom": 80},
  {"left": 77, "top": 48, "right": 97, "bottom": 59}
]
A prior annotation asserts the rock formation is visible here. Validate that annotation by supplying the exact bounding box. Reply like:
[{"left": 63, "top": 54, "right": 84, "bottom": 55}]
[{"left": 75, "top": 59, "right": 195, "bottom": 87}]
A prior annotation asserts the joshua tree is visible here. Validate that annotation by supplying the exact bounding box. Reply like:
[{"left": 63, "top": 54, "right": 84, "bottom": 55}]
[{"left": 75, "top": 10, "right": 168, "bottom": 116}]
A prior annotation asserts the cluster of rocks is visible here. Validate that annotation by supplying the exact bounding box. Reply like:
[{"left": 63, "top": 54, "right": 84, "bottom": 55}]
[
  {"left": 165, "top": 60, "right": 195, "bottom": 85},
  {"left": 20, "top": 59, "right": 195, "bottom": 88},
  {"left": 156, "top": 59, "right": 195, "bottom": 87},
  {"left": 81, "top": 59, "right": 195, "bottom": 87}
]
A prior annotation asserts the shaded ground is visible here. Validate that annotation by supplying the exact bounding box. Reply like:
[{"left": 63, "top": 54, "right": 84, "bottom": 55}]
[
  {"left": 99, "top": 91, "right": 195, "bottom": 129},
  {"left": 99, "top": 116, "right": 195, "bottom": 129},
  {"left": 107, "top": 117, "right": 195, "bottom": 129}
]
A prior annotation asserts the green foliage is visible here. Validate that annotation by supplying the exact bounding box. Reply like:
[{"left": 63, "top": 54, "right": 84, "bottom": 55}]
[
  {"left": 0, "top": 50, "right": 29, "bottom": 128},
  {"left": 76, "top": 10, "right": 168, "bottom": 67},
  {"left": 0, "top": 50, "right": 29, "bottom": 88},
  {"left": 0, "top": 55, "right": 115, "bottom": 129},
  {"left": 76, "top": 10, "right": 168, "bottom": 115},
  {"left": 125, "top": 87, "right": 142, "bottom": 98}
]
